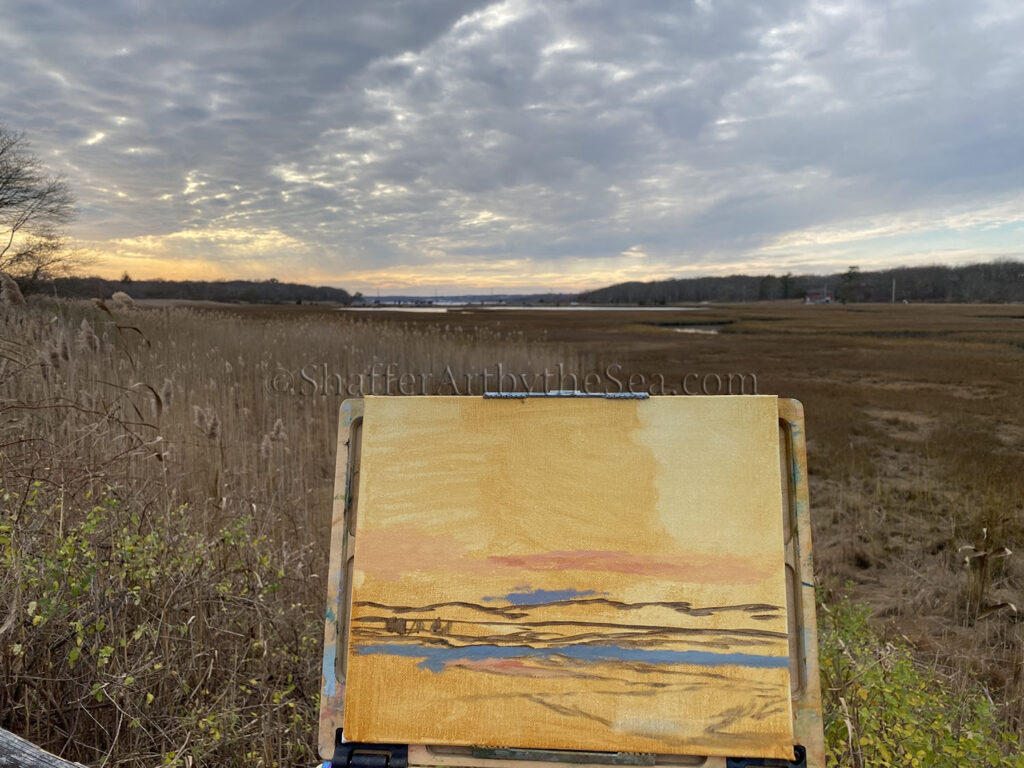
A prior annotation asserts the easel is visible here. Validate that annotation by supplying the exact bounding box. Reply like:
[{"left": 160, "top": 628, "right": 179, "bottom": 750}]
[{"left": 319, "top": 394, "right": 824, "bottom": 768}]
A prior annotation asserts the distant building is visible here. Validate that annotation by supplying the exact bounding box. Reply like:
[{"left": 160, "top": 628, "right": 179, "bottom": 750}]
[{"left": 804, "top": 289, "right": 833, "bottom": 304}]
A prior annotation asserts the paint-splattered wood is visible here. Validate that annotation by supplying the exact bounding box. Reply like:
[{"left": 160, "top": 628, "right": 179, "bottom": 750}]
[
  {"left": 340, "top": 396, "right": 794, "bottom": 759},
  {"left": 319, "top": 398, "right": 364, "bottom": 754},
  {"left": 777, "top": 397, "right": 825, "bottom": 767}
]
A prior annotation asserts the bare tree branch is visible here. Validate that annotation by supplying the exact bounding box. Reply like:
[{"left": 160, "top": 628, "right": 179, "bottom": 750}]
[{"left": 0, "top": 124, "right": 76, "bottom": 282}]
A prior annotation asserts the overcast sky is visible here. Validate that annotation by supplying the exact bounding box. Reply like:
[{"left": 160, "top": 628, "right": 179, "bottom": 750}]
[{"left": 2, "top": 0, "right": 1022, "bottom": 294}]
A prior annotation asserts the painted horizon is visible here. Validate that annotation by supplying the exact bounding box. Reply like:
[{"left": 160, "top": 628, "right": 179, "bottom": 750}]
[
  {"left": 351, "top": 590, "right": 790, "bottom": 675},
  {"left": 342, "top": 396, "right": 795, "bottom": 759}
]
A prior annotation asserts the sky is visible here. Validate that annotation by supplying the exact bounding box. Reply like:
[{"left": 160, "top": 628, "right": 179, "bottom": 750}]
[{"left": 1, "top": 0, "right": 1023, "bottom": 296}]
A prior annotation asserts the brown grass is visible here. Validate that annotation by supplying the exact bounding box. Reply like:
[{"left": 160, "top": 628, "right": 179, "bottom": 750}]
[
  {"left": 2, "top": 297, "right": 1023, "bottom": 764},
  {"left": 0, "top": 298, "right": 579, "bottom": 766}
]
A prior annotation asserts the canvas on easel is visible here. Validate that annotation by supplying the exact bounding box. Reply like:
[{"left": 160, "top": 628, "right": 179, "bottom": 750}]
[{"left": 335, "top": 395, "right": 796, "bottom": 760}]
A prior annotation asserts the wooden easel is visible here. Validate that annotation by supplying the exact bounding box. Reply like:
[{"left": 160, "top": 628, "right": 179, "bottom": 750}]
[{"left": 319, "top": 394, "right": 824, "bottom": 768}]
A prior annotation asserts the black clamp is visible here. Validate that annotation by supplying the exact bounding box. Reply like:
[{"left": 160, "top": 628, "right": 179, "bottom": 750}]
[
  {"left": 330, "top": 729, "right": 408, "bottom": 768},
  {"left": 727, "top": 745, "right": 807, "bottom": 768}
]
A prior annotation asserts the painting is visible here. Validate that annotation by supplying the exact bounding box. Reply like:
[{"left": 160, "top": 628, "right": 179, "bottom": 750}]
[{"left": 342, "top": 395, "right": 794, "bottom": 759}]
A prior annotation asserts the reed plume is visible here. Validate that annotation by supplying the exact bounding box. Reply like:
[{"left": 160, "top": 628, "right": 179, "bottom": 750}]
[
  {"left": 0, "top": 272, "right": 25, "bottom": 307},
  {"left": 77, "top": 318, "right": 100, "bottom": 352},
  {"left": 110, "top": 290, "right": 135, "bottom": 310}
]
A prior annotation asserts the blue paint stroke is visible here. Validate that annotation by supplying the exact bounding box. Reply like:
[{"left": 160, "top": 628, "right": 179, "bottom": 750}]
[
  {"left": 321, "top": 644, "right": 337, "bottom": 697},
  {"left": 483, "top": 587, "right": 599, "bottom": 605},
  {"left": 355, "top": 642, "right": 790, "bottom": 674}
]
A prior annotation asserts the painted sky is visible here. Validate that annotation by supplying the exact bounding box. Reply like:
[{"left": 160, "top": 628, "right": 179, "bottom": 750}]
[
  {"left": 352, "top": 396, "right": 785, "bottom": 609},
  {"left": 3, "top": 1, "right": 1022, "bottom": 295}
]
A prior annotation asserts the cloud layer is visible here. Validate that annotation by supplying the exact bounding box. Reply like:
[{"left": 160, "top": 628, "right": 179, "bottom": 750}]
[{"left": 2, "top": 0, "right": 1022, "bottom": 293}]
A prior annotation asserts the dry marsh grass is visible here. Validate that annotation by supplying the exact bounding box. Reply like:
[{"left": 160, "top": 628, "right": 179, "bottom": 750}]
[
  {"left": 2, "top": 297, "right": 1023, "bottom": 766},
  {"left": 1, "top": 298, "right": 578, "bottom": 767}
]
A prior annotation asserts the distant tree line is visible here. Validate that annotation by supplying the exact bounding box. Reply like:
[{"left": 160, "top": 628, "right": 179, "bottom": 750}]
[
  {"left": 579, "top": 260, "right": 1024, "bottom": 304},
  {"left": 46, "top": 276, "right": 352, "bottom": 305}
]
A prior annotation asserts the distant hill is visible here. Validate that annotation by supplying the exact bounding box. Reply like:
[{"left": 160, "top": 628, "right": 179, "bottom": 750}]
[
  {"left": 43, "top": 276, "right": 352, "bottom": 305},
  {"left": 579, "top": 260, "right": 1024, "bottom": 304}
]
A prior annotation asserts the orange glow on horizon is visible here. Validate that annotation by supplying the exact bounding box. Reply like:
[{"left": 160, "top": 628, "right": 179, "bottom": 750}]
[{"left": 70, "top": 220, "right": 1019, "bottom": 297}]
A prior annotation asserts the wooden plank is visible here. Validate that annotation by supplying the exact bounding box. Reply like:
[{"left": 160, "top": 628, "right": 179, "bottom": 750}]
[
  {"left": 777, "top": 398, "right": 825, "bottom": 767},
  {"left": 319, "top": 398, "right": 364, "bottom": 758},
  {"left": 342, "top": 395, "right": 794, "bottom": 759},
  {"left": 0, "top": 727, "right": 86, "bottom": 768}
]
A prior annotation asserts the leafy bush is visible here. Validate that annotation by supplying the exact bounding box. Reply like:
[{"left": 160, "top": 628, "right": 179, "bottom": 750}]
[
  {"left": 820, "top": 595, "right": 1024, "bottom": 767},
  {"left": 1, "top": 484, "right": 320, "bottom": 766}
]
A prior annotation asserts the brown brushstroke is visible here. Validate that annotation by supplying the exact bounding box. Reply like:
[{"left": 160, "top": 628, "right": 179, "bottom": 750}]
[
  {"left": 355, "top": 599, "right": 528, "bottom": 619},
  {"left": 351, "top": 625, "right": 776, "bottom": 654},
  {"left": 523, "top": 695, "right": 614, "bottom": 728},
  {"left": 706, "top": 699, "right": 789, "bottom": 734},
  {"left": 361, "top": 616, "right": 787, "bottom": 640},
  {"left": 354, "top": 597, "right": 782, "bottom": 617}
]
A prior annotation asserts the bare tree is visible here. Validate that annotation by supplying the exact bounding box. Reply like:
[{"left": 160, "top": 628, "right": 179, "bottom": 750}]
[{"left": 0, "top": 124, "right": 76, "bottom": 282}]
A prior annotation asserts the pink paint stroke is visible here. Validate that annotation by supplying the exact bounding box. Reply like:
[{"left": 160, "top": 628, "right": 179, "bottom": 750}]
[{"left": 486, "top": 550, "right": 770, "bottom": 584}]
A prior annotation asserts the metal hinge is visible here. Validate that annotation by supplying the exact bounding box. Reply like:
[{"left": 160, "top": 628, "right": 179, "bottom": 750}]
[
  {"left": 471, "top": 747, "right": 654, "bottom": 764},
  {"left": 483, "top": 390, "right": 649, "bottom": 399},
  {"left": 330, "top": 730, "right": 408, "bottom": 768}
]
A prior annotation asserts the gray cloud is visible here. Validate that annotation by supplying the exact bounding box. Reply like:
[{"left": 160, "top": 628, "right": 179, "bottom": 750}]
[{"left": 1, "top": 0, "right": 1022, "bottom": 291}]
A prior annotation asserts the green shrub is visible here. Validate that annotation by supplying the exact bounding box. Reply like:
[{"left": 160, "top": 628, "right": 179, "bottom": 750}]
[
  {"left": 820, "top": 595, "right": 1023, "bottom": 767},
  {"left": 1, "top": 485, "right": 320, "bottom": 767}
]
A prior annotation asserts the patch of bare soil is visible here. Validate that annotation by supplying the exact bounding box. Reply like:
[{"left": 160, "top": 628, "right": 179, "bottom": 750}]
[
  {"left": 863, "top": 407, "right": 939, "bottom": 442},
  {"left": 996, "top": 423, "right": 1024, "bottom": 453}
]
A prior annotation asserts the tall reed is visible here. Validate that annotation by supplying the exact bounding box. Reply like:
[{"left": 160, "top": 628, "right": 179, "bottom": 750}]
[{"left": 0, "top": 297, "right": 581, "bottom": 766}]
